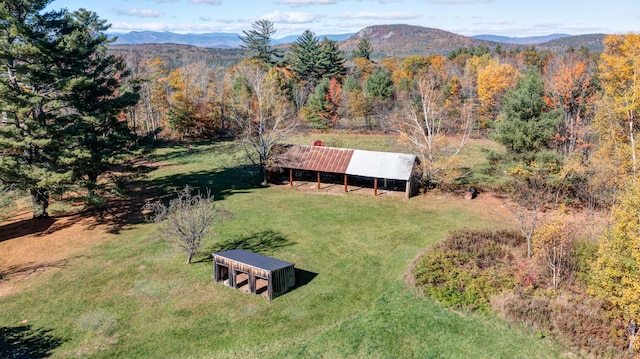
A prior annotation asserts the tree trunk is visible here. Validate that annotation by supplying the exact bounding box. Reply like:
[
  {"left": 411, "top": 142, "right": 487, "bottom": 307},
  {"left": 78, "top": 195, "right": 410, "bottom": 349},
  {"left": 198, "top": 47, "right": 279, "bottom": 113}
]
[
  {"left": 628, "top": 322, "right": 639, "bottom": 353},
  {"left": 30, "top": 187, "right": 49, "bottom": 218}
]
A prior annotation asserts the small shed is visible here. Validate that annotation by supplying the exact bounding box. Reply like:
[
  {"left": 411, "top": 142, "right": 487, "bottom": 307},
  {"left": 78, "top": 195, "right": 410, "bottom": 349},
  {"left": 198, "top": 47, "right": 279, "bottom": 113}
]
[{"left": 212, "top": 249, "right": 295, "bottom": 300}]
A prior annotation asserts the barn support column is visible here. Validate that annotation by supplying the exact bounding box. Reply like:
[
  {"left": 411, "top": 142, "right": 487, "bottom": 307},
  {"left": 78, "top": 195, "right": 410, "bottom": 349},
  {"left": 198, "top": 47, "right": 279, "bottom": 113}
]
[
  {"left": 344, "top": 175, "right": 348, "bottom": 192},
  {"left": 317, "top": 172, "right": 321, "bottom": 189},
  {"left": 374, "top": 178, "right": 378, "bottom": 196},
  {"left": 405, "top": 180, "right": 411, "bottom": 199},
  {"left": 289, "top": 168, "right": 293, "bottom": 187},
  {"left": 249, "top": 273, "right": 256, "bottom": 294}
]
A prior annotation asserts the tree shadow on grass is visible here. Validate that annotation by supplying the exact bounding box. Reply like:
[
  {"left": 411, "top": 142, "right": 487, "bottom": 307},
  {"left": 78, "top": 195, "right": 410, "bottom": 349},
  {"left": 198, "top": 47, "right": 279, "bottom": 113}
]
[
  {"left": 0, "top": 325, "right": 65, "bottom": 359},
  {"left": 88, "top": 163, "right": 264, "bottom": 234},
  {"left": 196, "top": 229, "right": 295, "bottom": 263},
  {"left": 0, "top": 217, "right": 55, "bottom": 243},
  {"left": 0, "top": 256, "right": 87, "bottom": 282}
]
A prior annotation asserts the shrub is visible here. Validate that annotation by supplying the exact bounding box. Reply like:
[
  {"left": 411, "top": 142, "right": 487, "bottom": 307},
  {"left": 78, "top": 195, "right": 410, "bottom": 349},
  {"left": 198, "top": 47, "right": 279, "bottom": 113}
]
[
  {"left": 492, "top": 288, "right": 628, "bottom": 357},
  {"left": 413, "top": 229, "right": 523, "bottom": 313}
]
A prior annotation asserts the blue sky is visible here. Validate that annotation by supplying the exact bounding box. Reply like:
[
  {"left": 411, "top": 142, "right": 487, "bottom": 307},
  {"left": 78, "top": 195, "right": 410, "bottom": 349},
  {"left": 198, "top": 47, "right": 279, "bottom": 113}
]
[{"left": 47, "top": 0, "right": 639, "bottom": 38}]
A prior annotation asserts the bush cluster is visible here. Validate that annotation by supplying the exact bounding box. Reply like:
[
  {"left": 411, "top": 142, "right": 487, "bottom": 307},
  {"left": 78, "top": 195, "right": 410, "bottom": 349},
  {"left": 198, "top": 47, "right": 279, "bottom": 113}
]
[
  {"left": 413, "top": 229, "right": 523, "bottom": 313},
  {"left": 492, "top": 288, "right": 627, "bottom": 357},
  {"left": 413, "top": 229, "right": 629, "bottom": 357}
]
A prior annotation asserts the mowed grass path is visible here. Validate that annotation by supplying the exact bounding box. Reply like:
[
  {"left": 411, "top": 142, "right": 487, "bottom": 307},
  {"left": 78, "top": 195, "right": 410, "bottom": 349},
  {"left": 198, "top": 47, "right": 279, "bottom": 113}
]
[{"left": 0, "top": 138, "right": 572, "bottom": 358}]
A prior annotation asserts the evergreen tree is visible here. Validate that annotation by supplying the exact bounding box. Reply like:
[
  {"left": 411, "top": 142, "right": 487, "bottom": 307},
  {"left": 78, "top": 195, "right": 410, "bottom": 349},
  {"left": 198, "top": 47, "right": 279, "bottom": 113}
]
[
  {"left": 56, "top": 9, "right": 140, "bottom": 197},
  {"left": 0, "top": 0, "right": 69, "bottom": 216},
  {"left": 0, "top": 1, "right": 139, "bottom": 215},
  {"left": 239, "top": 19, "right": 283, "bottom": 66},
  {"left": 287, "top": 29, "right": 321, "bottom": 85},
  {"left": 353, "top": 38, "right": 373, "bottom": 60},
  {"left": 365, "top": 69, "right": 394, "bottom": 103},
  {"left": 492, "top": 67, "right": 561, "bottom": 163},
  {"left": 317, "top": 37, "right": 347, "bottom": 81}
]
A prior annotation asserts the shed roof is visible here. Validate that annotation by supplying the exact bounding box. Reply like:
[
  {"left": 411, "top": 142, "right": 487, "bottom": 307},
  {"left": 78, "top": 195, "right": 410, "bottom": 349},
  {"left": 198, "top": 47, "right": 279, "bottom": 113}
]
[
  {"left": 213, "top": 249, "right": 294, "bottom": 272},
  {"left": 346, "top": 149, "right": 416, "bottom": 181},
  {"left": 274, "top": 145, "right": 416, "bottom": 181},
  {"left": 276, "top": 145, "right": 353, "bottom": 174}
]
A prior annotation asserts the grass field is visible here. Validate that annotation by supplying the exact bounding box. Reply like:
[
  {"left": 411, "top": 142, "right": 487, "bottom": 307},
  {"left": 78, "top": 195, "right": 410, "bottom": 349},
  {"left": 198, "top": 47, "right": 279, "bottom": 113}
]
[{"left": 0, "top": 135, "right": 574, "bottom": 358}]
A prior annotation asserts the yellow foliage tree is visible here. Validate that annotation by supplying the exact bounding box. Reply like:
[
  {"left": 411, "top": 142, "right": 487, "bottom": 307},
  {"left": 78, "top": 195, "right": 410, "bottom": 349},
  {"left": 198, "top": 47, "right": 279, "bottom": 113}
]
[
  {"left": 592, "top": 33, "right": 640, "bottom": 200},
  {"left": 589, "top": 181, "right": 640, "bottom": 353},
  {"left": 533, "top": 207, "right": 579, "bottom": 288},
  {"left": 476, "top": 60, "right": 520, "bottom": 121}
]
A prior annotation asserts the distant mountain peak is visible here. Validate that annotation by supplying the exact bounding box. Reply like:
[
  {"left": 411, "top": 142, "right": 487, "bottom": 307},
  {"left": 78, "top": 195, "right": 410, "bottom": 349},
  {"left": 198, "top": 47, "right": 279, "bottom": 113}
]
[{"left": 471, "top": 33, "right": 572, "bottom": 45}]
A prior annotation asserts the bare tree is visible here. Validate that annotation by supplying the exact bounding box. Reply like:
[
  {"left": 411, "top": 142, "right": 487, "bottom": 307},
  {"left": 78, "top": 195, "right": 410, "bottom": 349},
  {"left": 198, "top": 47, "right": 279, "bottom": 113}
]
[
  {"left": 502, "top": 168, "right": 558, "bottom": 259},
  {"left": 143, "top": 185, "right": 228, "bottom": 264},
  {"left": 224, "top": 60, "right": 298, "bottom": 184},
  {"left": 393, "top": 66, "right": 475, "bottom": 186}
]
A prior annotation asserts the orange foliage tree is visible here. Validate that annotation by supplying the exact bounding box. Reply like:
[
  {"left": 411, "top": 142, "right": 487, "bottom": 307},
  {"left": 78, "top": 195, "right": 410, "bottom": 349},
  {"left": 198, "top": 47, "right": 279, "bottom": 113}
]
[{"left": 545, "top": 51, "right": 598, "bottom": 156}]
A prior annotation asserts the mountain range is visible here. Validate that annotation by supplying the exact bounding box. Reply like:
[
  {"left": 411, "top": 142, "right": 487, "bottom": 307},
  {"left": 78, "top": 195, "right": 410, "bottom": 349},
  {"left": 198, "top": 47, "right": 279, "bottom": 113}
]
[
  {"left": 109, "top": 24, "right": 607, "bottom": 58},
  {"left": 111, "top": 31, "right": 354, "bottom": 48}
]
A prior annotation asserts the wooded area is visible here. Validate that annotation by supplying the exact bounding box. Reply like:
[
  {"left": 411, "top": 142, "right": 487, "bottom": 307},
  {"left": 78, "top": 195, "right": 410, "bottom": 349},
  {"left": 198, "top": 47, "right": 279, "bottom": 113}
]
[{"left": 2, "top": 0, "right": 640, "bottom": 356}]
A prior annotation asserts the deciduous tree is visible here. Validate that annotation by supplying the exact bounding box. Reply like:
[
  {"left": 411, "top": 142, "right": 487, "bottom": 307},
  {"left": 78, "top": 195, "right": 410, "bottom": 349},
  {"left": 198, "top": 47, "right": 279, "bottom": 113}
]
[
  {"left": 143, "top": 185, "right": 228, "bottom": 264},
  {"left": 476, "top": 60, "right": 520, "bottom": 121},
  {"left": 394, "top": 59, "right": 474, "bottom": 186},
  {"left": 589, "top": 181, "right": 640, "bottom": 353},
  {"left": 592, "top": 33, "right": 640, "bottom": 186},
  {"left": 224, "top": 60, "right": 297, "bottom": 184},
  {"left": 533, "top": 207, "right": 579, "bottom": 287},
  {"left": 545, "top": 51, "right": 598, "bottom": 156}
]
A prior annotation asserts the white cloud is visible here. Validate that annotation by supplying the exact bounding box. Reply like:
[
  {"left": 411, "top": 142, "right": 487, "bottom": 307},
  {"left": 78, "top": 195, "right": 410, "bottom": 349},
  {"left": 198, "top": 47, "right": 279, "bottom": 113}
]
[
  {"left": 113, "top": 8, "right": 164, "bottom": 18},
  {"left": 259, "top": 11, "right": 320, "bottom": 24},
  {"left": 109, "top": 21, "right": 239, "bottom": 34},
  {"left": 277, "top": 0, "right": 338, "bottom": 6},
  {"left": 188, "top": 0, "right": 222, "bottom": 4},
  {"left": 338, "top": 11, "right": 422, "bottom": 20}
]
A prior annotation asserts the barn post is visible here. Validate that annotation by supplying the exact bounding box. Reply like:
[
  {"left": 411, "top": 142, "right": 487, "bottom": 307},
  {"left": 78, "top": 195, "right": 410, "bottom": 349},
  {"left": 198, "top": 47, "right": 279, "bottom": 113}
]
[
  {"left": 374, "top": 178, "right": 378, "bottom": 196},
  {"left": 317, "top": 172, "right": 321, "bottom": 189},
  {"left": 289, "top": 168, "right": 293, "bottom": 187},
  {"left": 344, "top": 174, "right": 348, "bottom": 192},
  {"left": 249, "top": 272, "right": 255, "bottom": 294},
  {"left": 405, "top": 179, "right": 411, "bottom": 199},
  {"left": 268, "top": 273, "right": 274, "bottom": 300}
]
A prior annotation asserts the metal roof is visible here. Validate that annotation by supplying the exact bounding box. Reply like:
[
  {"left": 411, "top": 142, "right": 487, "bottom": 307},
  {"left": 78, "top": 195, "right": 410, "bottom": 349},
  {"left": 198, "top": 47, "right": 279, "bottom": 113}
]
[
  {"left": 275, "top": 145, "right": 416, "bottom": 181},
  {"left": 347, "top": 149, "right": 416, "bottom": 181},
  {"left": 276, "top": 145, "right": 353, "bottom": 174},
  {"left": 212, "top": 249, "right": 294, "bottom": 272}
]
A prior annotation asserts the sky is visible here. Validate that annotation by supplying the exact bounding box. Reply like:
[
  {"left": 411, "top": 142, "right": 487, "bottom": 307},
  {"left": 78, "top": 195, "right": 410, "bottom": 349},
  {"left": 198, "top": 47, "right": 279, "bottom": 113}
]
[{"left": 46, "top": 0, "right": 640, "bottom": 38}]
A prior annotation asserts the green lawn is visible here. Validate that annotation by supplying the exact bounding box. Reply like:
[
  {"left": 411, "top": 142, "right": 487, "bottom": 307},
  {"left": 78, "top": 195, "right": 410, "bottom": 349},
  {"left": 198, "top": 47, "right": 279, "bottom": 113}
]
[{"left": 0, "top": 138, "right": 574, "bottom": 358}]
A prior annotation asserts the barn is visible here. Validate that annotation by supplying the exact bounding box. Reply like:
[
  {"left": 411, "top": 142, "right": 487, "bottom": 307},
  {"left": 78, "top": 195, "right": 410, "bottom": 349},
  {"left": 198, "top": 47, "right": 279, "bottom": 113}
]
[
  {"left": 270, "top": 144, "right": 419, "bottom": 198},
  {"left": 212, "top": 249, "right": 295, "bottom": 300}
]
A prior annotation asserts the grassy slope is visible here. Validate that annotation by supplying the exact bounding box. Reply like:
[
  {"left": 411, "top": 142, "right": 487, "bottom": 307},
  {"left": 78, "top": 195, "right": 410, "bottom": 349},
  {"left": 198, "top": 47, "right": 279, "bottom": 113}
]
[{"left": 0, "top": 137, "right": 571, "bottom": 358}]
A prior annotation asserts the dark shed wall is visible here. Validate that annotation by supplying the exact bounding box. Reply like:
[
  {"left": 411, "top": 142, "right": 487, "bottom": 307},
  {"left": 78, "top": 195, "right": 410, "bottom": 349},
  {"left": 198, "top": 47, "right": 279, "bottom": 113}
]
[{"left": 213, "top": 252, "right": 295, "bottom": 300}]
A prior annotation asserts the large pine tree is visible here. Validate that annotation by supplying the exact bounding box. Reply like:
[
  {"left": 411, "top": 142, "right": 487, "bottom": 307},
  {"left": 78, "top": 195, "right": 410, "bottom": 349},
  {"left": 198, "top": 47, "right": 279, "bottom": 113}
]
[
  {"left": 239, "top": 19, "right": 283, "bottom": 66},
  {"left": 0, "top": 1, "right": 139, "bottom": 216},
  {"left": 287, "top": 29, "right": 321, "bottom": 85}
]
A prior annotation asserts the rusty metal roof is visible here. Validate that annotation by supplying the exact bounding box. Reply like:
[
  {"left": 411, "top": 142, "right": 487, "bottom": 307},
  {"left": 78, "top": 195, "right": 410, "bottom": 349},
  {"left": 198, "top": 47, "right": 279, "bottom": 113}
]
[
  {"left": 276, "top": 145, "right": 354, "bottom": 174},
  {"left": 275, "top": 145, "right": 416, "bottom": 181}
]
